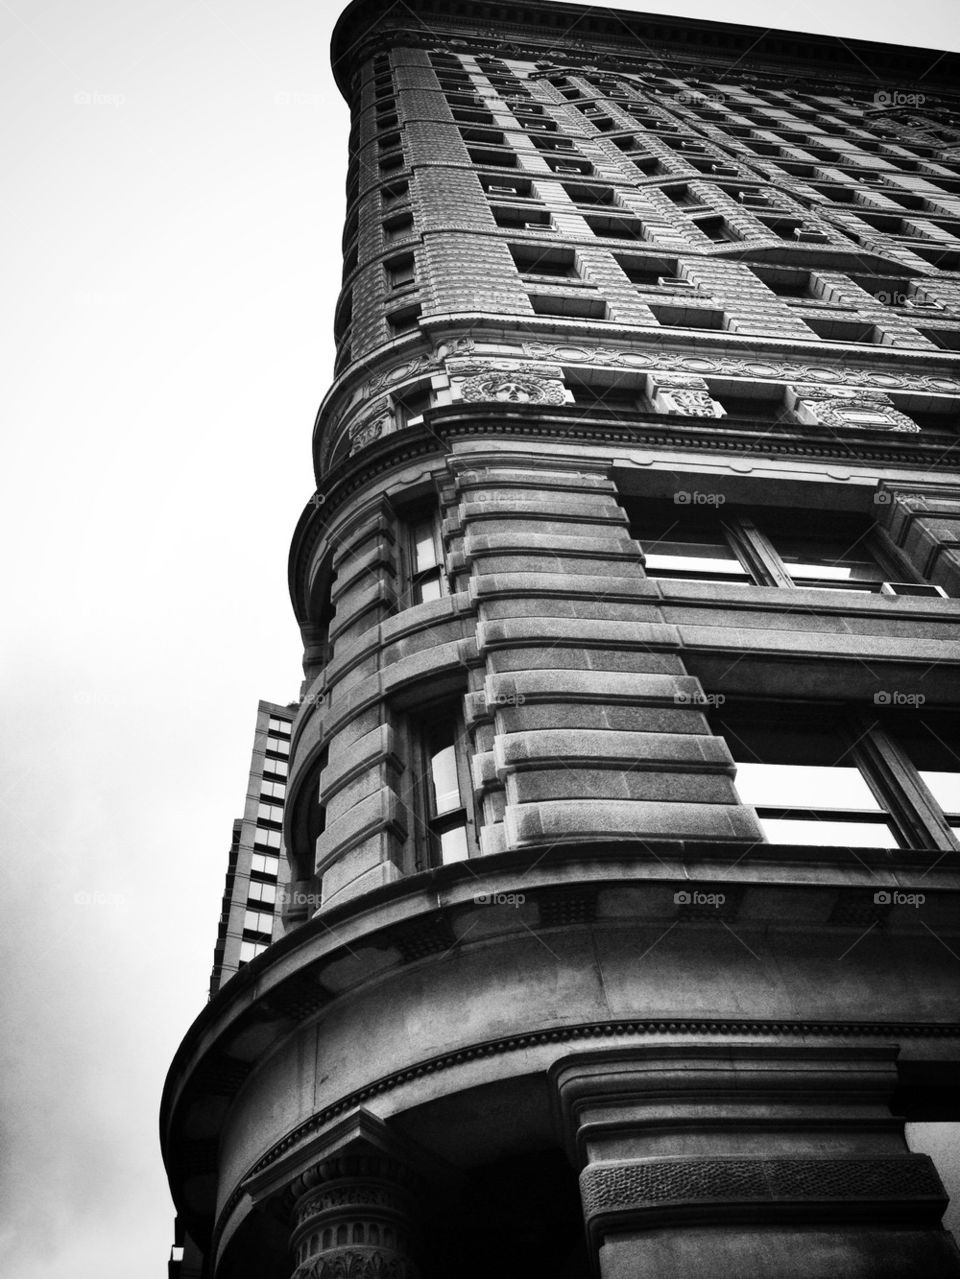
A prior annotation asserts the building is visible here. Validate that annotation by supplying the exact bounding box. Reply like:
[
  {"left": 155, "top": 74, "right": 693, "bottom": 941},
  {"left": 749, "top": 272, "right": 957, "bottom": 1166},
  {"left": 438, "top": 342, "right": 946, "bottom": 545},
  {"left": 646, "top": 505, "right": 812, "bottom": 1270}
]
[
  {"left": 208, "top": 700, "right": 297, "bottom": 997},
  {"left": 161, "top": 2, "right": 960, "bottom": 1275}
]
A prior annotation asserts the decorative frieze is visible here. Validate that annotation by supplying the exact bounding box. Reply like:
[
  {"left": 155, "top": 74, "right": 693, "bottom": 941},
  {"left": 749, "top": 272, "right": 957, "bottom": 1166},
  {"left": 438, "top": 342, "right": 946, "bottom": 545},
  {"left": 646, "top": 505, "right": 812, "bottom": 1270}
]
[
  {"left": 787, "top": 384, "right": 921, "bottom": 433},
  {"left": 646, "top": 371, "right": 726, "bottom": 417}
]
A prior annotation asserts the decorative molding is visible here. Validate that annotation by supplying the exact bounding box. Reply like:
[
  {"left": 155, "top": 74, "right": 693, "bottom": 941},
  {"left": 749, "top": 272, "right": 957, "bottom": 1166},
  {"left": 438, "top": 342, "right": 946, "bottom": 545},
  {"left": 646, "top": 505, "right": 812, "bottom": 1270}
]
[
  {"left": 457, "top": 372, "right": 568, "bottom": 405},
  {"left": 212, "top": 1017, "right": 960, "bottom": 1257},
  {"left": 579, "top": 1155, "right": 946, "bottom": 1237},
  {"left": 522, "top": 340, "right": 960, "bottom": 395},
  {"left": 349, "top": 416, "right": 387, "bottom": 455},
  {"left": 788, "top": 385, "right": 921, "bottom": 434},
  {"left": 646, "top": 371, "right": 726, "bottom": 418}
]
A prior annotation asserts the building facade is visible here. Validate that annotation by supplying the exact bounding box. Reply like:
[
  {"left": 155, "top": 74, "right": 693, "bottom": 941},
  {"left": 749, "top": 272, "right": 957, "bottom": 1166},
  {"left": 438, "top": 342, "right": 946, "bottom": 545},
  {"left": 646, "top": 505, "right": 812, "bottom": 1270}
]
[
  {"left": 162, "top": 2, "right": 960, "bottom": 1275},
  {"left": 208, "top": 700, "right": 296, "bottom": 997}
]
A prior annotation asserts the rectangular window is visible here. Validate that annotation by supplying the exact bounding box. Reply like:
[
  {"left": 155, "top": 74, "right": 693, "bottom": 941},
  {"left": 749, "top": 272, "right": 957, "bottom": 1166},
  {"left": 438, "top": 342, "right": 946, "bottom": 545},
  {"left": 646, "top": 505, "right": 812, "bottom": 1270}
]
[
  {"left": 267, "top": 717, "right": 291, "bottom": 735},
  {"left": 426, "top": 720, "right": 471, "bottom": 864},
  {"left": 387, "top": 303, "right": 421, "bottom": 335},
  {"left": 260, "top": 779, "right": 286, "bottom": 801},
  {"left": 528, "top": 293, "right": 606, "bottom": 320},
  {"left": 253, "top": 826, "right": 282, "bottom": 849},
  {"left": 510, "top": 245, "right": 577, "bottom": 278},
  {"left": 626, "top": 500, "right": 900, "bottom": 593},
  {"left": 247, "top": 880, "right": 277, "bottom": 905},
  {"left": 256, "top": 801, "right": 284, "bottom": 824},
  {"left": 713, "top": 708, "right": 900, "bottom": 848},
  {"left": 266, "top": 735, "right": 290, "bottom": 756},
  {"left": 585, "top": 213, "right": 646, "bottom": 241},
  {"left": 803, "top": 316, "right": 882, "bottom": 344},
  {"left": 386, "top": 253, "right": 415, "bottom": 290},
  {"left": 239, "top": 939, "right": 267, "bottom": 963},
  {"left": 243, "top": 908, "right": 275, "bottom": 937},
  {"left": 409, "top": 511, "right": 446, "bottom": 603},
  {"left": 251, "top": 852, "right": 280, "bottom": 878}
]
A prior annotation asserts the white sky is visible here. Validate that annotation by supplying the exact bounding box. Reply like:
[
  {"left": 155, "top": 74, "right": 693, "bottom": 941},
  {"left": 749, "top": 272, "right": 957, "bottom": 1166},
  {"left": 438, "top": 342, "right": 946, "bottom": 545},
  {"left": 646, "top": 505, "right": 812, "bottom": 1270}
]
[{"left": 1, "top": 2, "right": 959, "bottom": 1274}]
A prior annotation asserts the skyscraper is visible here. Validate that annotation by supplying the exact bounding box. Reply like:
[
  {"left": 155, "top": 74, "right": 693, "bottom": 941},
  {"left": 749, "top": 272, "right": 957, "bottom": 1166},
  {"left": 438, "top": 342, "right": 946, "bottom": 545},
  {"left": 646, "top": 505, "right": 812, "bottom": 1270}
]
[
  {"left": 162, "top": 2, "right": 960, "bottom": 1275},
  {"left": 208, "top": 700, "right": 296, "bottom": 998}
]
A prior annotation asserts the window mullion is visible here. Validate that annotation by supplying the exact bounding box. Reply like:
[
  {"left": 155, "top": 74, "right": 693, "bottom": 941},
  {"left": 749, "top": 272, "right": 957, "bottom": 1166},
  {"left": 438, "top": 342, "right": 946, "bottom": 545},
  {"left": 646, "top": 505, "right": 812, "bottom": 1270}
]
[
  {"left": 850, "top": 716, "right": 959, "bottom": 852},
  {"left": 725, "top": 516, "right": 790, "bottom": 586}
]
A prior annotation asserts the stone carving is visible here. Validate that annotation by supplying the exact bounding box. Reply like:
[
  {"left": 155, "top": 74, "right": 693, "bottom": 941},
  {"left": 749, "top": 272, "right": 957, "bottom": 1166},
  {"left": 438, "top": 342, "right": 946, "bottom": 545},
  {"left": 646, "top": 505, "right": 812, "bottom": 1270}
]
[
  {"left": 521, "top": 341, "right": 960, "bottom": 395},
  {"left": 364, "top": 354, "right": 436, "bottom": 398},
  {"left": 581, "top": 1155, "right": 942, "bottom": 1217},
  {"left": 647, "top": 371, "right": 725, "bottom": 418},
  {"left": 459, "top": 373, "right": 567, "bottom": 405},
  {"left": 293, "top": 1252, "right": 416, "bottom": 1279},
  {"left": 788, "top": 385, "right": 921, "bottom": 433},
  {"left": 349, "top": 417, "right": 386, "bottom": 455}
]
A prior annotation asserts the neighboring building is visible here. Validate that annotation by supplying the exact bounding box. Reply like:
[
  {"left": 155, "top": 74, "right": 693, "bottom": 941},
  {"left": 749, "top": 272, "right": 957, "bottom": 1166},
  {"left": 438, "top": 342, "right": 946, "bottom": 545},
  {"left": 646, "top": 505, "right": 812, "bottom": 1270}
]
[
  {"left": 162, "top": 2, "right": 960, "bottom": 1276},
  {"left": 208, "top": 700, "right": 296, "bottom": 996}
]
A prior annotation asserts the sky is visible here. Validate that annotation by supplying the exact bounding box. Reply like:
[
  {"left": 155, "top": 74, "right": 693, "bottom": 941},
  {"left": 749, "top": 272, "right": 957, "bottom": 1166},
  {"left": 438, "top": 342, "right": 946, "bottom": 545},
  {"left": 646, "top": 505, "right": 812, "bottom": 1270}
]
[{"left": 1, "top": 1, "right": 959, "bottom": 1275}]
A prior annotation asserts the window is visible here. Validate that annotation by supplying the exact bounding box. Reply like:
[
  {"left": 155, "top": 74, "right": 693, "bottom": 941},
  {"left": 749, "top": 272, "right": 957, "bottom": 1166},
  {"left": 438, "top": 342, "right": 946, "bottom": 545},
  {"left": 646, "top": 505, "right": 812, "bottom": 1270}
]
[
  {"left": 393, "top": 382, "right": 433, "bottom": 428},
  {"left": 260, "top": 779, "right": 286, "bottom": 801},
  {"left": 267, "top": 717, "right": 291, "bottom": 735},
  {"left": 243, "top": 907, "right": 274, "bottom": 936},
  {"left": 254, "top": 826, "right": 282, "bottom": 850},
  {"left": 802, "top": 316, "right": 882, "bottom": 344},
  {"left": 750, "top": 266, "right": 813, "bottom": 297},
  {"left": 648, "top": 302, "right": 725, "bottom": 330},
  {"left": 585, "top": 213, "right": 646, "bottom": 241},
  {"left": 626, "top": 500, "right": 902, "bottom": 592},
  {"left": 424, "top": 720, "right": 472, "bottom": 865},
  {"left": 382, "top": 179, "right": 408, "bottom": 205},
  {"left": 510, "top": 245, "right": 577, "bottom": 278},
  {"left": 529, "top": 293, "right": 606, "bottom": 320},
  {"left": 386, "top": 253, "right": 415, "bottom": 290},
  {"left": 265, "top": 756, "right": 288, "bottom": 778},
  {"left": 266, "top": 735, "right": 290, "bottom": 755},
  {"left": 694, "top": 215, "right": 738, "bottom": 242},
  {"left": 257, "top": 802, "right": 284, "bottom": 824},
  {"left": 480, "top": 176, "right": 531, "bottom": 198},
  {"left": 403, "top": 506, "right": 446, "bottom": 605},
  {"left": 615, "top": 254, "right": 679, "bottom": 287},
  {"left": 383, "top": 212, "right": 413, "bottom": 240},
  {"left": 387, "top": 303, "right": 421, "bottom": 335},
  {"left": 492, "top": 206, "right": 552, "bottom": 232},
  {"left": 247, "top": 880, "right": 277, "bottom": 905},
  {"left": 918, "top": 329, "right": 960, "bottom": 353},
  {"left": 251, "top": 852, "right": 280, "bottom": 878},
  {"left": 713, "top": 704, "right": 960, "bottom": 850},
  {"left": 238, "top": 939, "right": 267, "bottom": 963}
]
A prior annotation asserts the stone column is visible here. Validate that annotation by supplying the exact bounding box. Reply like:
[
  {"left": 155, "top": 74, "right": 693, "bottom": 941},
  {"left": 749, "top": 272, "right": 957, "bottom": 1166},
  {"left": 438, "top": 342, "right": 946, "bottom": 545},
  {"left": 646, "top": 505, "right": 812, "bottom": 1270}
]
[
  {"left": 288, "top": 1152, "right": 420, "bottom": 1279},
  {"left": 552, "top": 1045, "right": 960, "bottom": 1279}
]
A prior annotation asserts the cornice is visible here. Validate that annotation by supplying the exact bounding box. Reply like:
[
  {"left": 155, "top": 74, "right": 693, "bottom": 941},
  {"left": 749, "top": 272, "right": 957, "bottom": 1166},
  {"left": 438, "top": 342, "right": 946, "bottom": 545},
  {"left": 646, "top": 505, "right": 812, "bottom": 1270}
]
[
  {"left": 330, "top": 0, "right": 960, "bottom": 101},
  {"left": 210, "top": 1014, "right": 960, "bottom": 1262}
]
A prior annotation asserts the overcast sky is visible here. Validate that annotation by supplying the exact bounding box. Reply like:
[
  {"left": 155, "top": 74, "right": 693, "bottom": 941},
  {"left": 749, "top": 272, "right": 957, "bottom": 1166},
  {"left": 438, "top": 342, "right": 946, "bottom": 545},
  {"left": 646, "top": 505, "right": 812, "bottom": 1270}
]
[{"left": 2, "top": 2, "right": 959, "bottom": 1275}]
